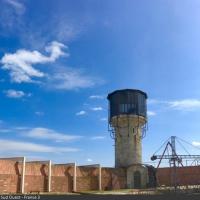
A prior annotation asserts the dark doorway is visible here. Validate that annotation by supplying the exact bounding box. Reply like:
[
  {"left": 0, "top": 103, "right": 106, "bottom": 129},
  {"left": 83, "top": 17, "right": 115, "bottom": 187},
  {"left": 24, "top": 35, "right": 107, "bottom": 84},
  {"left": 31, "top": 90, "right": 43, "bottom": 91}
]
[{"left": 134, "top": 171, "right": 141, "bottom": 189}]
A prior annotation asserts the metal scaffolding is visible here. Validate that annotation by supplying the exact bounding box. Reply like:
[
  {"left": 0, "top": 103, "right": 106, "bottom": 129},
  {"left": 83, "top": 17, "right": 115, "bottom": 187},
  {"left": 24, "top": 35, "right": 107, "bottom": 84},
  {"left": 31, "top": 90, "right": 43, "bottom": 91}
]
[{"left": 151, "top": 136, "right": 200, "bottom": 189}]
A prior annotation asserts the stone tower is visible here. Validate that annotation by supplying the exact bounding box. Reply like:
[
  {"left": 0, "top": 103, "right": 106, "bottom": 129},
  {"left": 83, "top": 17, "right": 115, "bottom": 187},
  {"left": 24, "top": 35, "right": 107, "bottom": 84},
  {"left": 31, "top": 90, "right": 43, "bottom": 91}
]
[{"left": 107, "top": 89, "right": 149, "bottom": 188}]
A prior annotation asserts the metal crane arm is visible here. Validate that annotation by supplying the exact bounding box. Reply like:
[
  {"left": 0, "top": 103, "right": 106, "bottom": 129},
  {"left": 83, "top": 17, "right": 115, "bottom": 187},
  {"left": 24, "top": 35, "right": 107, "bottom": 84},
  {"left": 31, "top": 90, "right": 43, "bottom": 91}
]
[{"left": 151, "top": 154, "right": 200, "bottom": 161}]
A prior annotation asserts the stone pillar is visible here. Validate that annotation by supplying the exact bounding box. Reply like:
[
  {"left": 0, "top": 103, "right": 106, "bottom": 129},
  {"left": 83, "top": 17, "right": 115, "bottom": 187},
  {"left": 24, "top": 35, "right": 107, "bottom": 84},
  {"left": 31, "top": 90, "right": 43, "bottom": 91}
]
[
  {"left": 98, "top": 165, "right": 102, "bottom": 191},
  {"left": 48, "top": 160, "right": 52, "bottom": 192},
  {"left": 21, "top": 157, "right": 26, "bottom": 194},
  {"left": 73, "top": 163, "right": 77, "bottom": 192}
]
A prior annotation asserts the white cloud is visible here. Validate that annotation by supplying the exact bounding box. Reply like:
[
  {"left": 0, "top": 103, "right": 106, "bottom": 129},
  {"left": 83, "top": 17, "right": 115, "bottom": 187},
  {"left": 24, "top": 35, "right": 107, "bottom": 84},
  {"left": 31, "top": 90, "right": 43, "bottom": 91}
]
[
  {"left": 192, "top": 141, "right": 200, "bottom": 147},
  {"left": 35, "top": 111, "right": 44, "bottom": 116},
  {"left": 55, "top": 20, "right": 82, "bottom": 42},
  {"left": 4, "top": 89, "right": 31, "bottom": 98},
  {"left": 100, "top": 117, "right": 107, "bottom": 121},
  {"left": 148, "top": 98, "right": 200, "bottom": 112},
  {"left": 0, "top": 0, "right": 27, "bottom": 41},
  {"left": 148, "top": 99, "right": 161, "bottom": 104},
  {"left": 14, "top": 126, "right": 28, "bottom": 130},
  {"left": 76, "top": 110, "right": 86, "bottom": 116},
  {"left": 45, "top": 41, "right": 67, "bottom": 61},
  {"left": 89, "top": 95, "right": 104, "bottom": 99},
  {"left": 47, "top": 69, "right": 96, "bottom": 90},
  {"left": 147, "top": 111, "right": 156, "bottom": 116},
  {"left": 91, "top": 136, "right": 105, "bottom": 140},
  {"left": 0, "top": 139, "right": 78, "bottom": 153},
  {"left": 1, "top": 41, "right": 102, "bottom": 91},
  {"left": 0, "top": 0, "right": 24, "bottom": 34},
  {"left": 1, "top": 41, "right": 102, "bottom": 90},
  {"left": 168, "top": 99, "right": 200, "bottom": 111},
  {"left": 24, "top": 127, "right": 82, "bottom": 142},
  {"left": 91, "top": 107, "right": 103, "bottom": 111},
  {"left": 1, "top": 41, "right": 67, "bottom": 83},
  {"left": 86, "top": 158, "right": 92, "bottom": 162},
  {"left": 5, "top": 0, "right": 25, "bottom": 14},
  {"left": 0, "top": 129, "right": 11, "bottom": 133}
]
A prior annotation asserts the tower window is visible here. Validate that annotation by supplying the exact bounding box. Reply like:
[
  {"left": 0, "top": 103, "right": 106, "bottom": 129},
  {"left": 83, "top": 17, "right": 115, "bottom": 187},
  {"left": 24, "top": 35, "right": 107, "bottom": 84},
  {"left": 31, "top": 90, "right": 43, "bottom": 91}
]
[{"left": 119, "top": 103, "right": 136, "bottom": 113}]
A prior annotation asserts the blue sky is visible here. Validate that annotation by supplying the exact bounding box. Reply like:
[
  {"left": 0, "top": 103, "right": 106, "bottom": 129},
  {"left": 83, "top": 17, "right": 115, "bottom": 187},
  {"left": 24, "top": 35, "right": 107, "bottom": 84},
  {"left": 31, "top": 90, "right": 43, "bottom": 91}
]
[{"left": 1, "top": 0, "right": 200, "bottom": 167}]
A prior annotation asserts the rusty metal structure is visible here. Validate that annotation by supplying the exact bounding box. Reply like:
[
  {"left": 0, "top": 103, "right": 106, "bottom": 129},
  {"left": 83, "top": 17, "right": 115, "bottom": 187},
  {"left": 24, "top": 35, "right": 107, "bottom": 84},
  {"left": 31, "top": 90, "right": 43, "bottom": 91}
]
[{"left": 151, "top": 136, "right": 200, "bottom": 189}]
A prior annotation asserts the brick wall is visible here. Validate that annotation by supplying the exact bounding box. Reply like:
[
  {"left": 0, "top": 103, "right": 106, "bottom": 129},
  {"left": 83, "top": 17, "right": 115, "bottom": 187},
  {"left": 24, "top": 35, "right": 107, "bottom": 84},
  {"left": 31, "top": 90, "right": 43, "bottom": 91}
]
[
  {"left": 76, "top": 166, "right": 99, "bottom": 191},
  {"left": 1, "top": 159, "right": 200, "bottom": 193},
  {"left": 101, "top": 168, "right": 126, "bottom": 190},
  {"left": 101, "top": 168, "right": 112, "bottom": 190},
  {"left": 157, "top": 166, "right": 200, "bottom": 186},
  {"left": 0, "top": 160, "right": 21, "bottom": 193},
  {"left": 0, "top": 161, "right": 129, "bottom": 193},
  {"left": 51, "top": 164, "right": 73, "bottom": 193},
  {"left": 24, "top": 162, "right": 48, "bottom": 193}
]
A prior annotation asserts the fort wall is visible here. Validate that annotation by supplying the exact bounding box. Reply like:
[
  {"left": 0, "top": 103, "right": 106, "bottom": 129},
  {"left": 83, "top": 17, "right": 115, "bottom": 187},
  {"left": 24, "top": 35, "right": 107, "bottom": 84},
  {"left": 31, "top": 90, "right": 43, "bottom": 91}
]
[{"left": 0, "top": 159, "right": 199, "bottom": 193}]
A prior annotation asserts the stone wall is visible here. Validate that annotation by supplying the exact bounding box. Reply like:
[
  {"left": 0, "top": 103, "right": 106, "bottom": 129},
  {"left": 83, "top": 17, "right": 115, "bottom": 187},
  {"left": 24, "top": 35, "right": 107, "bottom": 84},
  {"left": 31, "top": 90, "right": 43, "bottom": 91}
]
[
  {"left": 111, "top": 116, "right": 144, "bottom": 167},
  {"left": 127, "top": 165, "right": 148, "bottom": 189}
]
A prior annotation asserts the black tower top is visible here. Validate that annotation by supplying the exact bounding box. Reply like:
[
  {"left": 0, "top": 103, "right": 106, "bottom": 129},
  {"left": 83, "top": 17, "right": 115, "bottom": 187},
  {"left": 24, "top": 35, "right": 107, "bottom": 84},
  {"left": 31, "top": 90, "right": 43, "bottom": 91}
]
[{"left": 107, "top": 89, "right": 148, "bottom": 120}]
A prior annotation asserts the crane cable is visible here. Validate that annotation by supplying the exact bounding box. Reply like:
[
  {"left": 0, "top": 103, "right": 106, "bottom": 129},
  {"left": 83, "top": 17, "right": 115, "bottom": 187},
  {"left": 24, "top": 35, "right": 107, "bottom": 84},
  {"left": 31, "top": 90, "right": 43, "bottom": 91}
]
[
  {"left": 176, "top": 138, "right": 191, "bottom": 155},
  {"left": 176, "top": 136, "right": 200, "bottom": 152},
  {"left": 152, "top": 136, "right": 171, "bottom": 155}
]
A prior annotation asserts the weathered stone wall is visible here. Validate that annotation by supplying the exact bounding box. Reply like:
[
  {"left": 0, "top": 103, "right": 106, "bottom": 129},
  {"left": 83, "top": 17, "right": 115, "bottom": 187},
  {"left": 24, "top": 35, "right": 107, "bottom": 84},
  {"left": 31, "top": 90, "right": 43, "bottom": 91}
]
[
  {"left": 111, "top": 115, "right": 145, "bottom": 167},
  {"left": 127, "top": 165, "right": 148, "bottom": 189}
]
